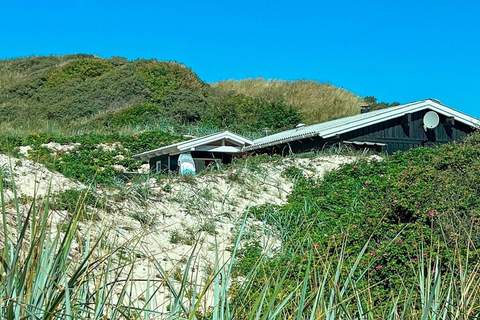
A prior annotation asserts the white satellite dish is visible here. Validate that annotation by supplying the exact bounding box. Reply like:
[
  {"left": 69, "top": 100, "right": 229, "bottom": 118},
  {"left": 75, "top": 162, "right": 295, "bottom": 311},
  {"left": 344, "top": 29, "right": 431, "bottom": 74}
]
[{"left": 423, "top": 111, "right": 440, "bottom": 130}]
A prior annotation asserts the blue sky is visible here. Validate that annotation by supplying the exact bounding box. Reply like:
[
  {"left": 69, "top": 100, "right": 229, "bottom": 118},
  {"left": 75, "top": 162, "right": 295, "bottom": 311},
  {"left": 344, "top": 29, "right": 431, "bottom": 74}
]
[{"left": 1, "top": 0, "right": 479, "bottom": 116}]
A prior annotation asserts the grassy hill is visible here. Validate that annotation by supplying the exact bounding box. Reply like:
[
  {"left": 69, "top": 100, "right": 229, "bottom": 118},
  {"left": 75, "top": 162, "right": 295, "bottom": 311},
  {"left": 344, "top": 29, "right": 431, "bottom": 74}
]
[
  {"left": 0, "top": 55, "right": 367, "bottom": 135},
  {"left": 0, "top": 55, "right": 299, "bottom": 134},
  {"left": 0, "top": 55, "right": 204, "bottom": 120},
  {"left": 0, "top": 54, "right": 372, "bottom": 187},
  {"left": 214, "top": 79, "right": 364, "bottom": 124},
  {"left": 1, "top": 54, "right": 480, "bottom": 318}
]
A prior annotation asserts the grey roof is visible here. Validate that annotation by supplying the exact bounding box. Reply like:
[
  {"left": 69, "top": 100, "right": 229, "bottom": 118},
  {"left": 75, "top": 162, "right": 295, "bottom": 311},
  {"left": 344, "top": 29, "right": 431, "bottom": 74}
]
[
  {"left": 246, "top": 99, "right": 480, "bottom": 150},
  {"left": 134, "top": 131, "right": 253, "bottom": 161}
]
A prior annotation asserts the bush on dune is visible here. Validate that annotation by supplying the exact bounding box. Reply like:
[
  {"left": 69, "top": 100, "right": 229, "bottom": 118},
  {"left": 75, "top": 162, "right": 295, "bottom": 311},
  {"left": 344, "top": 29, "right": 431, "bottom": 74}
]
[
  {"left": 214, "top": 79, "right": 364, "bottom": 124},
  {"left": 240, "top": 132, "right": 480, "bottom": 314},
  {"left": 0, "top": 130, "right": 182, "bottom": 185}
]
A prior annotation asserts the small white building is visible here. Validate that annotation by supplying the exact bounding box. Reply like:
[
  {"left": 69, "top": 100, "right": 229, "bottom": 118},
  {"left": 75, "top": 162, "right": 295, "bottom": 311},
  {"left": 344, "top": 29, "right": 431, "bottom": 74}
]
[{"left": 133, "top": 131, "right": 253, "bottom": 173}]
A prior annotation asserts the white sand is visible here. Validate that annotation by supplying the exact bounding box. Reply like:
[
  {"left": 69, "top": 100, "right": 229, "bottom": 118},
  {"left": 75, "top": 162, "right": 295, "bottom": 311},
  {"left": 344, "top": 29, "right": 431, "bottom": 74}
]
[
  {"left": 0, "top": 152, "right": 363, "bottom": 315},
  {"left": 95, "top": 155, "right": 360, "bottom": 312},
  {"left": 0, "top": 153, "right": 83, "bottom": 200}
]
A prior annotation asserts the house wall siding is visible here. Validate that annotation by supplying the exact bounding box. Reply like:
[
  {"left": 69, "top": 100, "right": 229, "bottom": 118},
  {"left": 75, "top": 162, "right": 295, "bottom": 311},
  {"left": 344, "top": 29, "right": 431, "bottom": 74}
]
[
  {"left": 148, "top": 152, "right": 233, "bottom": 172},
  {"left": 340, "top": 110, "right": 474, "bottom": 153}
]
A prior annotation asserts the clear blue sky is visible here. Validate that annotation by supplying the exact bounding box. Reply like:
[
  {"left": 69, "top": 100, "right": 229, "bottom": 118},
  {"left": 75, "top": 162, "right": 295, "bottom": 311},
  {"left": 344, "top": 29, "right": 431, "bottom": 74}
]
[{"left": 1, "top": 0, "right": 479, "bottom": 116}]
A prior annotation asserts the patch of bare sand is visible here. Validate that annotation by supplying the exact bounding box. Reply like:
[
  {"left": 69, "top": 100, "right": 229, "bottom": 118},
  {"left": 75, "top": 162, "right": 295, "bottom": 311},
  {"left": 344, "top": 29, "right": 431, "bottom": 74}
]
[
  {"left": 0, "top": 152, "right": 366, "bottom": 315},
  {"left": 0, "top": 153, "right": 83, "bottom": 200},
  {"left": 98, "top": 155, "right": 360, "bottom": 312}
]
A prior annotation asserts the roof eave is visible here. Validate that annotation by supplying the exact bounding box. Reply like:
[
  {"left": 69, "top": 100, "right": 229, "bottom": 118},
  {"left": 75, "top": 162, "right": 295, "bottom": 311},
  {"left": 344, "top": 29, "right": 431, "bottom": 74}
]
[
  {"left": 134, "top": 146, "right": 180, "bottom": 161},
  {"left": 174, "top": 132, "right": 253, "bottom": 151},
  {"left": 245, "top": 131, "right": 320, "bottom": 151}
]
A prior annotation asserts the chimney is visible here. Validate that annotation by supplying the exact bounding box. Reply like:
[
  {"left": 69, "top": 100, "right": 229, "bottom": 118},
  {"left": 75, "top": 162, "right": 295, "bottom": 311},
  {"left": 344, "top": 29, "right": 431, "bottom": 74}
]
[{"left": 360, "top": 105, "right": 371, "bottom": 114}]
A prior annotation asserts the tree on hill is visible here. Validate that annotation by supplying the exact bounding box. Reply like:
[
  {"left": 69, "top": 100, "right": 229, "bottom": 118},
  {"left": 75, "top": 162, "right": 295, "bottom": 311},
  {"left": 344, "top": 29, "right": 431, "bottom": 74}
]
[{"left": 364, "top": 96, "right": 401, "bottom": 110}]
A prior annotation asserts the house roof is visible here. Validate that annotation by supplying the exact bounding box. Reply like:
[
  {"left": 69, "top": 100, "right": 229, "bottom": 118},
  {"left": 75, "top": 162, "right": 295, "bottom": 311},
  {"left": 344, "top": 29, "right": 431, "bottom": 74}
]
[
  {"left": 246, "top": 99, "right": 480, "bottom": 150},
  {"left": 133, "top": 131, "right": 254, "bottom": 161}
]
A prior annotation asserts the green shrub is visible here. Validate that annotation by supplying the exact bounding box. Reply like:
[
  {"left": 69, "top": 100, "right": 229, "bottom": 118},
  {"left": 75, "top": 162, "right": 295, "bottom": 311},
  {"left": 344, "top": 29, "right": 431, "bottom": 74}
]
[
  {"left": 163, "top": 88, "right": 208, "bottom": 124},
  {"left": 281, "top": 165, "right": 304, "bottom": 180},
  {"left": 90, "top": 102, "right": 166, "bottom": 128},
  {"left": 51, "top": 189, "right": 104, "bottom": 215},
  {"left": 136, "top": 60, "right": 206, "bottom": 103},
  {"left": 0, "top": 130, "right": 181, "bottom": 185},
  {"left": 203, "top": 91, "right": 301, "bottom": 132},
  {"left": 241, "top": 133, "right": 480, "bottom": 311},
  {"left": 46, "top": 57, "right": 115, "bottom": 85}
]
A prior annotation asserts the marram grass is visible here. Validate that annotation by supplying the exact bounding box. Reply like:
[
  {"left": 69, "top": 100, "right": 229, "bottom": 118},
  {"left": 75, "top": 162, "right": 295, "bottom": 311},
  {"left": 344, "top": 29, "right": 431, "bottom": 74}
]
[{"left": 1, "top": 177, "right": 480, "bottom": 319}]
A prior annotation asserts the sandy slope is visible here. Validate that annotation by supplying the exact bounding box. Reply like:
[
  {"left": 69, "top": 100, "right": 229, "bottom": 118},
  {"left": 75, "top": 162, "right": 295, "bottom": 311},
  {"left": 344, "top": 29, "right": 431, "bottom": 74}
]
[
  {"left": 0, "top": 152, "right": 359, "bottom": 314},
  {"left": 0, "top": 153, "right": 82, "bottom": 200},
  {"left": 86, "top": 155, "right": 361, "bottom": 313}
]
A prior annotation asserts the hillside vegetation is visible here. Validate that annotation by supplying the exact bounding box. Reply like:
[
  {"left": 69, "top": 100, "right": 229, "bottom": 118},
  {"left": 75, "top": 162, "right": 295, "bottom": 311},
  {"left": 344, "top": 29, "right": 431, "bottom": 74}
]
[
  {"left": 1, "top": 134, "right": 479, "bottom": 318},
  {"left": 0, "top": 55, "right": 371, "bottom": 189},
  {"left": 0, "top": 55, "right": 373, "bottom": 136},
  {"left": 0, "top": 55, "right": 300, "bottom": 134},
  {"left": 1, "top": 54, "right": 478, "bottom": 318},
  {"left": 0, "top": 56, "right": 331, "bottom": 135},
  {"left": 214, "top": 79, "right": 364, "bottom": 123},
  {"left": 236, "top": 132, "right": 480, "bottom": 317}
]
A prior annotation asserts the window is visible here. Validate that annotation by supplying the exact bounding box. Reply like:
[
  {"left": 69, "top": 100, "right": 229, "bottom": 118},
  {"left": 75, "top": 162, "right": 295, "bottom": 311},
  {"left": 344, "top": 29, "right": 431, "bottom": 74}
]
[
  {"left": 156, "top": 160, "right": 162, "bottom": 173},
  {"left": 193, "top": 158, "right": 221, "bottom": 171}
]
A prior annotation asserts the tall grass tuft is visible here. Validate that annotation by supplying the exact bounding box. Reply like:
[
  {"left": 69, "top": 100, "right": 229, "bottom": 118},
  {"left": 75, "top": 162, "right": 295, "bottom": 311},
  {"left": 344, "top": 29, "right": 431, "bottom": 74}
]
[
  {"left": 0, "top": 177, "right": 149, "bottom": 319},
  {"left": 1, "top": 176, "right": 480, "bottom": 318}
]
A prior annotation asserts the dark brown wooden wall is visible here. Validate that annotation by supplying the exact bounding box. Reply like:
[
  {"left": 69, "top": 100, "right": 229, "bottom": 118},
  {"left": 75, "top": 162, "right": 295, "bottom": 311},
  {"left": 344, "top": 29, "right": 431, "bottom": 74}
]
[
  {"left": 253, "top": 110, "right": 476, "bottom": 155},
  {"left": 340, "top": 110, "right": 474, "bottom": 153}
]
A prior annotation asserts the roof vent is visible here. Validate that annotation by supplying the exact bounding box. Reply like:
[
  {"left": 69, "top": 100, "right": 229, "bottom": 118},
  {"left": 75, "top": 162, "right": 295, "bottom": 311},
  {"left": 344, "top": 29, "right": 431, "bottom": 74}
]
[
  {"left": 360, "top": 106, "right": 371, "bottom": 114},
  {"left": 295, "top": 123, "right": 306, "bottom": 128}
]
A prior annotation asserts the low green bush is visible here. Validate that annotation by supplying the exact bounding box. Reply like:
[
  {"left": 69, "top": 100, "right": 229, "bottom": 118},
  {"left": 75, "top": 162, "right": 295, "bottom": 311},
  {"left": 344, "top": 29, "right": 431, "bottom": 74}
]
[
  {"left": 0, "top": 130, "right": 181, "bottom": 185},
  {"left": 51, "top": 189, "right": 104, "bottom": 214},
  {"left": 201, "top": 91, "right": 302, "bottom": 132},
  {"left": 88, "top": 102, "right": 166, "bottom": 128},
  {"left": 46, "top": 57, "right": 115, "bottom": 86},
  {"left": 240, "top": 133, "right": 480, "bottom": 312}
]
